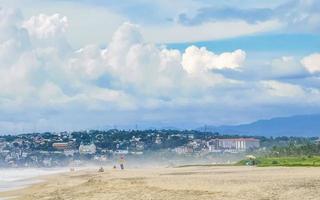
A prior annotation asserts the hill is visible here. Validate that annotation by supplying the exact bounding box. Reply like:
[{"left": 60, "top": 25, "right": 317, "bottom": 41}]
[{"left": 201, "top": 114, "right": 320, "bottom": 137}]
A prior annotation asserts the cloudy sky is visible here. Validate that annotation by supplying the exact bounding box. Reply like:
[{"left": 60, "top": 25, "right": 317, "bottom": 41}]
[{"left": 0, "top": 0, "right": 320, "bottom": 133}]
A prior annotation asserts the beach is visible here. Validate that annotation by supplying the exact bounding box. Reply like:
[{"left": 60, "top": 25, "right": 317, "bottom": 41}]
[{"left": 1, "top": 166, "right": 320, "bottom": 200}]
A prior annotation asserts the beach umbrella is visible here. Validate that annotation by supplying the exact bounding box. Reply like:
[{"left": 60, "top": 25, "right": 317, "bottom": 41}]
[{"left": 246, "top": 155, "right": 256, "bottom": 160}]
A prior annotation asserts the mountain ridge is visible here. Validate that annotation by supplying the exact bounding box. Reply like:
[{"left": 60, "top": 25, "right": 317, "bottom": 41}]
[{"left": 200, "top": 114, "right": 320, "bottom": 137}]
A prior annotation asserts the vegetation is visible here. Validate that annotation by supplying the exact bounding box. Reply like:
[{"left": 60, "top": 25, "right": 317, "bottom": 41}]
[
  {"left": 239, "top": 141, "right": 320, "bottom": 167},
  {"left": 177, "top": 163, "right": 234, "bottom": 168},
  {"left": 239, "top": 156, "right": 320, "bottom": 167},
  {"left": 269, "top": 142, "right": 320, "bottom": 157},
  {"left": 258, "top": 136, "right": 318, "bottom": 148}
]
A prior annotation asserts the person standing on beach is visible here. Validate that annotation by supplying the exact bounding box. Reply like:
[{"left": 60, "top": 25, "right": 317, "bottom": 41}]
[{"left": 118, "top": 155, "right": 125, "bottom": 170}]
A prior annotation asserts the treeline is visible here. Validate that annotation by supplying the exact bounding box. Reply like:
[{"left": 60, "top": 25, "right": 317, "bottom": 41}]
[{"left": 268, "top": 142, "right": 320, "bottom": 157}]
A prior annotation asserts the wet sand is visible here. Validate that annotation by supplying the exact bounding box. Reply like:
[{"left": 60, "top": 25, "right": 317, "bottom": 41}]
[{"left": 1, "top": 166, "right": 320, "bottom": 200}]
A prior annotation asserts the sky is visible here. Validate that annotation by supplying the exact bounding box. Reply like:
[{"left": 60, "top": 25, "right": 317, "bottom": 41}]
[{"left": 0, "top": 0, "right": 320, "bottom": 133}]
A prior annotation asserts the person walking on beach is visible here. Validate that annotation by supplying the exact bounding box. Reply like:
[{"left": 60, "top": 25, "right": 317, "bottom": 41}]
[{"left": 118, "top": 155, "right": 125, "bottom": 170}]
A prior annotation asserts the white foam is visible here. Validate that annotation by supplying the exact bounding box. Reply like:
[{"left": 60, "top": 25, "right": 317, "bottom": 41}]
[{"left": 0, "top": 168, "right": 69, "bottom": 192}]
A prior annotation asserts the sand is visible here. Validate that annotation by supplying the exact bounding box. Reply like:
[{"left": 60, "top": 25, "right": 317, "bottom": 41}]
[{"left": 1, "top": 166, "right": 320, "bottom": 200}]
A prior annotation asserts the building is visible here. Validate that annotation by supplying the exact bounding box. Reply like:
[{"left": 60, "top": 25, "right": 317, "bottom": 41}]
[
  {"left": 64, "top": 149, "right": 77, "bottom": 156},
  {"left": 52, "top": 142, "right": 69, "bottom": 150},
  {"left": 173, "top": 146, "right": 193, "bottom": 154},
  {"left": 114, "top": 149, "right": 129, "bottom": 155},
  {"left": 79, "top": 143, "right": 96, "bottom": 154},
  {"left": 206, "top": 139, "right": 220, "bottom": 151},
  {"left": 218, "top": 138, "right": 260, "bottom": 150},
  {"left": 155, "top": 134, "right": 162, "bottom": 144},
  {"left": 130, "top": 151, "right": 143, "bottom": 155},
  {"left": 187, "top": 134, "right": 194, "bottom": 139}
]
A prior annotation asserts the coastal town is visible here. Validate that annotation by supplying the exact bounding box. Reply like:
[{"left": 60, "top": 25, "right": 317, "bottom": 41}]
[{"left": 0, "top": 129, "right": 263, "bottom": 167}]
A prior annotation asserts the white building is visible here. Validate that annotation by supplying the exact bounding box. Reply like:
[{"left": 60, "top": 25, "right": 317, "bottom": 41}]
[
  {"left": 206, "top": 139, "right": 219, "bottom": 151},
  {"left": 79, "top": 143, "right": 96, "bottom": 154},
  {"left": 114, "top": 149, "right": 129, "bottom": 155},
  {"left": 155, "top": 134, "right": 162, "bottom": 144},
  {"left": 218, "top": 138, "right": 260, "bottom": 150},
  {"left": 64, "top": 149, "right": 78, "bottom": 156},
  {"left": 187, "top": 134, "right": 194, "bottom": 139},
  {"left": 173, "top": 146, "right": 194, "bottom": 154}
]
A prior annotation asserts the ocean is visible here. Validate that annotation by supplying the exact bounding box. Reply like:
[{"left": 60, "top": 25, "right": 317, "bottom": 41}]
[{"left": 0, "top": 168, "right": 69, "bottom": 194}]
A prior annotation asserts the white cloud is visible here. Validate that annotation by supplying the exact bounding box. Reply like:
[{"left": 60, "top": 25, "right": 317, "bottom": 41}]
[
  {"left": 181, "top": 46, "right": 246, "bottom": 74},
  {"left": 261, "top": 80, "right": 306, "bottom": 98},
  {"left": 142, "top": 20, "right": 281, "bottom": 43},
  {"left": 0, "top": 0, "right": 282, "bottom": 45},
  {"left": 0, "top": 17, "right": 244, "bottom": 113},
  {"left": 280, "top": 0, "right": 320, "bottom": 33},
  {"left": 174, "top": 0, "right": 320, "bottom": 36},
  {"left": 270, "top": 56, "right": 306, "bottom": 78},
  {"left": 22, "top": 13, "right": 68, "bottom": 39},
  {"left": 258, "top": 80, "right": 320, "bottom": 109},
  {"left": 301, "top": 53, "right": 320, "bottom": 74},
  {"left": 67, "top": 45, "right": 106, "bottom": 80},
  {"left": 0, "top": 7, "right": 22, "bottom": 33},
  {"left": 38, "top": 82, "right": 71, "bottom": 105},
  {"left": 104, "top": 22, "right": 143, "bottom": 72},
  {"left": 0, "top": 7, "right": 320, "bottom": 132},
  {"left": 2, "top": 0, "right": 319, "bottom": 47}
]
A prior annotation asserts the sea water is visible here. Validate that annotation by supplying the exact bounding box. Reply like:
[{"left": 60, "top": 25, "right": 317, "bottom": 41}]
[{"left": 0, "top": 168, "right": 68, "bottom": 193}]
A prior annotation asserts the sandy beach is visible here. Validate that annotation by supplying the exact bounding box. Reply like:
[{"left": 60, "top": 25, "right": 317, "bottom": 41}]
[{"left": 1, "top": 166, "right": 320, "bottom": 200}]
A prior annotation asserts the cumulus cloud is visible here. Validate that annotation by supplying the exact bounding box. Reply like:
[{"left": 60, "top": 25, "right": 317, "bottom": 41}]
[
  {"left": 261, "top": 80, "right": 306, "bottom": 98},
  {"left": 269, "top": 56, "right": 307, "bottom": 78},
  {"left": 22, "top": 13, "right": 68, "bottom": 39},
  {"left": 181, "top": 46, "right": 246, "bottom": 74},
  {"left": 259, "top": 80, "right": 320, "bottom": 109},
  {"left": 0, "top": 7, "right": 320, "bottom": 132},
  {"left": 68, "top": 45, "right": 107, "bottom": 80},
  {"left": 301, "top": 53, "right": 320, "bottom": 74},
  {"left": 0, "top": 11, "right": 248, "bottom": 130}
]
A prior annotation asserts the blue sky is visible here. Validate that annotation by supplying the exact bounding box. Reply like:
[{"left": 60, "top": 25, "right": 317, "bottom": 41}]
[
  {"left": 168, "top": 34, "right": 320, "bottom": 55},
  {"left": 0, "top": 0, "right": 320, "bottom": 133}
]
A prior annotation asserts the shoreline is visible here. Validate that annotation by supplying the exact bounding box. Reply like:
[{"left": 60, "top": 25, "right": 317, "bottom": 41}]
[
  {"left": 0, "top": 167, "right": 124, "bottom": 200},
  {"left": 0, "top": 167, "right": 80, "bottom": 199},
  {"left": 2, "top": 166, "right": 320, "bottom": 200}
]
